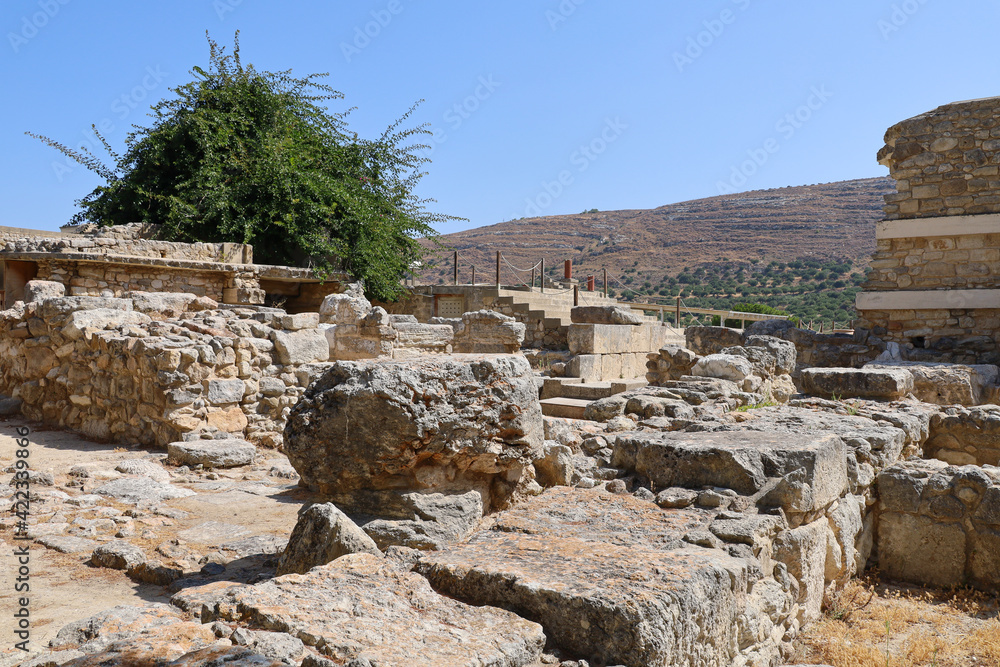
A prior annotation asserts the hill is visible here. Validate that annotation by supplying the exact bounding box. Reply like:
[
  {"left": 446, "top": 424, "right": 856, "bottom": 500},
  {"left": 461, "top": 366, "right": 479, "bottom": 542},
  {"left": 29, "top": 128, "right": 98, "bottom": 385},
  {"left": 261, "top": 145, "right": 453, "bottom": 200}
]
[{"left": 419, "top": 177, "right": 894, "bottom": 325}]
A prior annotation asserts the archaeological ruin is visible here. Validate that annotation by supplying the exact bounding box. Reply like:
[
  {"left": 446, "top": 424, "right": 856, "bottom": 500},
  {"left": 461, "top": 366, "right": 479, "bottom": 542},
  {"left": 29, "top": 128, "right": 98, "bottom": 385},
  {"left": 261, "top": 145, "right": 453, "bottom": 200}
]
[{"left": 1, "top": 97, "right": 1000, "bottom": 667}]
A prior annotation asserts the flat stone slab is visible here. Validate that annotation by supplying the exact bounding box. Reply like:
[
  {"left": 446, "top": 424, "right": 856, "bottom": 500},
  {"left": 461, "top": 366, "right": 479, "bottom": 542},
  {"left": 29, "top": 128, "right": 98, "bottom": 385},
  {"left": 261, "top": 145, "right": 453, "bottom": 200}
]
[
  {"left": 212, "top": 553, "right": 544, "bottom": 666},
  {"left": 867, "top": 361, "right": 999, "bottom": 406},
  {"left": 800, "top": 367, "right": 914, "bottom": 401},
  {"left": 176, "top": 521, "right": 251, "bottom": 545},
  {"left": 613, "top": 430, "right": 847, "bottom": 513},
  {"left": 167, "top": 440, "right": 256, "bottom": 468},
  {"left": 418, "top": 530, "right": 754, "bottom": 667},
  {"left": 93, "top": 477, "right": 195, "bottom": 506},
  {"left": 37, "top": 535, "right": 100, "bottom": 554}
]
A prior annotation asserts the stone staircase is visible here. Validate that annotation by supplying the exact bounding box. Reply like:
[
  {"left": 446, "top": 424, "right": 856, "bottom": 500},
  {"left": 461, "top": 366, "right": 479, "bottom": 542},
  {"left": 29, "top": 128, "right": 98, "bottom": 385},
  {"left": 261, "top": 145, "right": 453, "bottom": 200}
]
[{"left": 538, "top": 376, "right": 648, "bottom": 419}]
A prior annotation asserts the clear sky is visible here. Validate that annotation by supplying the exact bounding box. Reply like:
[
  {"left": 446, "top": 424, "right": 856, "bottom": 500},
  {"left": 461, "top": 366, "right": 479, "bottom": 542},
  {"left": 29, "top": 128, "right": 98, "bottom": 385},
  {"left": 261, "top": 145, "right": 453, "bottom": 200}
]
[{"left": 3, "top": 1, "right": 999, "bottom": 235}]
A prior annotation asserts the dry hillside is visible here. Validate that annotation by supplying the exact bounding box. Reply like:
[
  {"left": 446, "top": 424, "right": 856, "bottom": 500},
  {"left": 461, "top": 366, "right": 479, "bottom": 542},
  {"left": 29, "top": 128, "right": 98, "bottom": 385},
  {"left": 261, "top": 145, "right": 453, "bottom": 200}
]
[{"left": 420, "top": 177, "right": 893, "bottom": 287}]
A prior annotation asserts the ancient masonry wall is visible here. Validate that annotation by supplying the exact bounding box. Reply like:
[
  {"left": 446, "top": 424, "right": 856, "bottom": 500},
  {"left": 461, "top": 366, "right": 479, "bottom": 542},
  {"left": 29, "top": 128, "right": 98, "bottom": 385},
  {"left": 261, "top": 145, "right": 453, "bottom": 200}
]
[
  {"left": 857, "top": 97, "right": 1000, "bottom": 365},
  {"left": 36, "top": 258, "right": 231, "bottom": 302}
]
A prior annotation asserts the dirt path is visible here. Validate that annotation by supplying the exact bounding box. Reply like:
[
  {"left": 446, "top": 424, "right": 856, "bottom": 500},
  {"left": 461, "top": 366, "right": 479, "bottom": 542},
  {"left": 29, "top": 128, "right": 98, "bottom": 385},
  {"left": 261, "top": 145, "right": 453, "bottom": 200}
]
[{"left": 0, "top": 418, "right": 318, "bottom": 657}]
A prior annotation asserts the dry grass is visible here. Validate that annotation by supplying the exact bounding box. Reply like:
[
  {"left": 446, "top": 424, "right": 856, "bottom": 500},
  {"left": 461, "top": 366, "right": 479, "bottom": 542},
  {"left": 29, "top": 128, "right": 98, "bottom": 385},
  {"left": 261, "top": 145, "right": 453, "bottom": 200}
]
[{"left": 793, "top": 573, "right": 1000, "bottom": 666}]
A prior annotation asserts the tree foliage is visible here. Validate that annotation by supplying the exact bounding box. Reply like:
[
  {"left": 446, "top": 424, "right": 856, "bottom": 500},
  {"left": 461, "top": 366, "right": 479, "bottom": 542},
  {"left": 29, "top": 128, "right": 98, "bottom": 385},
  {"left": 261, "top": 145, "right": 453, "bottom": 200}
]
[{"left": 28, "top": 33, "right": 456, "bottom": 301}]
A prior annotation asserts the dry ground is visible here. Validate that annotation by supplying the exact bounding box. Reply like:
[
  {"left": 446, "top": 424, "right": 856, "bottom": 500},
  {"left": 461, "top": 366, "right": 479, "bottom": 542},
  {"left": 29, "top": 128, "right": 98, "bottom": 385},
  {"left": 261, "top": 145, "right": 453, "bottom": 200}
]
[{"left": 792, "top": 572, "right": 1000, "bottom": 666}]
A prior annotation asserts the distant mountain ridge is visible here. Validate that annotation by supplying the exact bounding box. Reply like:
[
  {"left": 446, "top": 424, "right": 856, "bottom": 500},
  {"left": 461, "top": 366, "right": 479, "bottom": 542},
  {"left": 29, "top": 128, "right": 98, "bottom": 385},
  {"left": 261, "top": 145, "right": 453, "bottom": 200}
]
[{"left": 419, "top": 177, "right": 894, "bottom": 286}]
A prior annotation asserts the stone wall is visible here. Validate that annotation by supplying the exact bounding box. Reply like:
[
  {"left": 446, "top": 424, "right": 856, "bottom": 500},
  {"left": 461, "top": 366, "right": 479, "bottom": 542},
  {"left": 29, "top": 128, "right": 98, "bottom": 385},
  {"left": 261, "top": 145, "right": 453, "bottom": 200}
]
[
  {"left": 857, "top": 98, "right": 1000, "bottom": 365},
  {"left": 36, "top": 258, "right": 232, "bottom": 302},
  {"left": 0, "top": 225, "right": 251, "bottom": 263},
  {"left": 879, "top": 97, "right": 1000, "bottom": 220},
  {"left": 877, "top": 459, "right": 1000, "bottom": 590},
  {"left": 0, "top": 292, "right": 333, "bottom": 449}
]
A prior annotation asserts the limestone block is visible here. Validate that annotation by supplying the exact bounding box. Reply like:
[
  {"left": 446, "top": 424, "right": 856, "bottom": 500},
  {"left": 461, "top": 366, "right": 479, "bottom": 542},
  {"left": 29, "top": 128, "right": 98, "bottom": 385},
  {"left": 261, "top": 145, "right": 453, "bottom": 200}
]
[
  {"left": 800, "top": 367, "right": 914, "bottom": 401},
  {"left": 273, "top": 329, "right": 330, "bottom": 365},
  {"left": 570, "top": 305, "right": 643, "bottom": 325},
  {"left": 686, "top": 326, "right": 743, "bottom": 356},
  {"left": 866, "top": 360, "right": 999, "bottom": 406},
  {"left": 318, "top": 283, "right": 371, "bottom": 324},
  {"left": 283, "top": 356, "right": 543, "bottom": 512},
  {"left": 215, "top": 554, "right": 545, "bottom": 666},
  {"left": 774, "top": 519, "right": 830, "bottom": 623},
  {"left": 568, "top": 323, "right": 664, "bottom": 355},
  {"left": 127, "top": 291, "right": 197, "bottom": 318},
  {"left": 203, "top": 378, "right": 246, "bottom": 405},
  {"left": 876, "top": 512, "right": 966, "bottom": 588},
  {"left": 392, "top": 321, "right": 454, "bottom": 349},
  {"left": 24, "top": 279, "right": 65, "bottom": 302},
  {"left": 613, "top": 430, "right": 847, "bottom": 514},
  {"left": 361, "top": 491, "right": 484, "bottom": 551},
  {"left": 276, "top": 503, "right": 382, "bottom": 576},
  {"left": 277, "top": 312, "right": 320, "bottom": 331},
  {"left": 417, "top": 488, "right": 756, "bottom": 667},
  {"left": 38, "top": 296, "right": 134, "bottom": 322},
  {"left": 167, "top": 440, "right": 256, "bottom": 468},
  {"left": 691, "top": 354, "right": 754, "bottom": 383},
  {"left": 62, "top": 309, "right": 152, "bottom": 340}
]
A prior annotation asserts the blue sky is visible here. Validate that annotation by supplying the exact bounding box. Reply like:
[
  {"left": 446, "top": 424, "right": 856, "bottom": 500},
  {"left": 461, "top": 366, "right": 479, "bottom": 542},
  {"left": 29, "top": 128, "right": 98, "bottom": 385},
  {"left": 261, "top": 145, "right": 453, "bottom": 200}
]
[{"left": 3, "top": 1, "right": 999, "bottom": 235}]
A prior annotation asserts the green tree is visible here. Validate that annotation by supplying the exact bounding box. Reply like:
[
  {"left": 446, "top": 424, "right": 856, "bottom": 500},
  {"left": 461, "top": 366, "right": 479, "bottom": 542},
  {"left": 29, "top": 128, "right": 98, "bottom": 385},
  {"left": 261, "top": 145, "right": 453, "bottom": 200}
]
[{"left": 28, "top": 34, "right": 455, "bottom": 302}]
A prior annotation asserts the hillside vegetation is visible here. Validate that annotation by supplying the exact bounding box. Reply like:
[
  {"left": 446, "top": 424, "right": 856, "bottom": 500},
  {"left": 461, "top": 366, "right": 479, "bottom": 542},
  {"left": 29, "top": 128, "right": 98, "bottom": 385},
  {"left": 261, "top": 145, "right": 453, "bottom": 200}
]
[{"left": 418, "top": 177, "right": 893, "bottom": 325}]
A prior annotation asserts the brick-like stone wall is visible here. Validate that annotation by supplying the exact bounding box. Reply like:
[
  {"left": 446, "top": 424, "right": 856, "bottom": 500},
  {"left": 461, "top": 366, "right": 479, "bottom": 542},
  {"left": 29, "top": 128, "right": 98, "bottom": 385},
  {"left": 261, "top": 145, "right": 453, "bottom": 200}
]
[
  {"left": 877, "top": 459, "right": 1000, "bottom": 590},
  {"left": 865, "top": 234, "right": 1000, "bottom": 291},
  {"left": 879, "top": 97, "right": 1000, "bottom": 220},
  {"left": 36, "top": 259, "right": 230, "bottom": 301},
  {"left": 857, "top": 98, "right": 1000, "bottom": 365}
]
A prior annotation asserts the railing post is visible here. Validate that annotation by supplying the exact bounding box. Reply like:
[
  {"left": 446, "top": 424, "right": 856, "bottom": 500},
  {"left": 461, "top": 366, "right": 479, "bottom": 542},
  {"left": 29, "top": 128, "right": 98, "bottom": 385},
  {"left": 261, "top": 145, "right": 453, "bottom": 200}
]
[
  {"left": 453, "top": 251, "right": 458, "bottom": 286},
  {"left": 603, "top": 268, "right": 608, "bottom": 298},
  {"left": 540, "top": 258, "right": 545, "bottom": 294},
  {"left": 530, "top": 267, "right": 535, "bottom": 291},
  {"left": 573, "top": 284, "right": 579, "bottom": 306},
  {"left": 495, "top": 251, "right": 501, "bottom": 288},
  {"left": 471, "top": 265, "right": 476, "bottom": 286},
  {"left": 675, "top": 296, "right": 681, "bottom": 328}
]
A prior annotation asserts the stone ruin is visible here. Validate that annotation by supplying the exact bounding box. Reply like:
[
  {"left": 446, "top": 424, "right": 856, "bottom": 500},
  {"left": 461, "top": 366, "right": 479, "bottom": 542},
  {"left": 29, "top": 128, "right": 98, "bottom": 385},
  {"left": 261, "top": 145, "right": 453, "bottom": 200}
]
[{"left": 5, "top": 102, "right": 1000, "bottom": 667}]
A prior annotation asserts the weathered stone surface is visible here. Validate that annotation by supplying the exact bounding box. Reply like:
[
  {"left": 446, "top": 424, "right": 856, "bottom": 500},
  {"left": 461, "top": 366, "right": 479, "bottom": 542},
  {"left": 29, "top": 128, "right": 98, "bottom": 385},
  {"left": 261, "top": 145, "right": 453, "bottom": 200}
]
[
  {"left": 127, "top": 291, "right": 197, "bottom": 319},
  {"left": 876, "top": 459, "right": 1000, "bottom": 590},
  {"left": 744, "top": 335, "right": 797, "bottom": 376},
  {"left": 56, "top": 622, "right": 224, "bottom": 666},
  {"left": 570, "top": 305, "right": 643, "bottom": 325},
  {"left": 452, "top": 310, "right": 525, "bottom": 354},
  {"left": 176, "top": 521, "right": 251, "bottom": 545},
  {"left": 37, "top": 535, "right": 99, "bottom": 554},
  {"left": 49, "top": 604, "right": 188, "bottom": 652},
  {"left": 926, "top": 405, "right": 1000, "bottom": 466},
  {"left": 686, "top": 326, "right": 743, "bottom": 356},
  {"left": 691, "top": 354, "right": 754, "bottom": 383},
  {"left": 284, "top": 355, "right": 543, "bottom": 512},
  {"left": 204, "top": 378, "right": 247, "bottom": 404},
  {"left": 278, "top": 312, "right": 320, "bottom": 331},
  {"left": 867, "top": 361, "right": 999, "bottom": 406},
  {"left": 62, "top": 309, "right": 152, "bottom": 340},
  {"left": 24, "top": 279, "right": 66, "bottom": 302},
  {"left": 533, "top": 442, "right": 574, "bottom": 487},
  {"left": 646, "top": 345, "right": 699, "bottom": 385},
  {"left": 276, "top": 503, "right": 382, "bottom": 576},
  {"left": 273, "top": 329, "right": 330, "bottom": 365},
  {"left": 613, "top": 430, "right": 847, "bottom": 514},
  {"left": 318, "top": 283, "right": 371, "bottom": 324},
  {"left": 167, "top": 440, "right": 256, "bottom": 468},
  {"left": 800, "top": 367, "right": 914, "bottom": 401},
  {"left": 114, "top": 459, "right": 170, "bottom": 483},
  {"left": 213, "top": 554, "right": 545, "bottom": 666},
  {"left": 582, "top": 394, "right": 628, "bottom": 422},
  {"left": 361, "top": 490, "right": 484, "bottom": 551},
  {"left": 417, "top": 488, "right": 758, "bottom": 667},
  {"left": 774, "top": 519, "right": 831, "bottom": 623},
  {"left": 93, "top": 477, "right": 195, "bottom": 506},
  {"left": 91, "top": 541, "right": 146, "bottom": 571}
]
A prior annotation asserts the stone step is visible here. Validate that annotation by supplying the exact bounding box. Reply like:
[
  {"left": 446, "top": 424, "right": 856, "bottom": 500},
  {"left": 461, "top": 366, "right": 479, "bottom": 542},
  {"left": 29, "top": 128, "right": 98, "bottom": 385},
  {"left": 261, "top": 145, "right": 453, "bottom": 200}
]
[
  {"left": 540, "top": 377, "right": 586, "bottom": 400},
  {"left": 539, "top": 397, "right": 591, "bottom": 420},
  {"left": 610, "top": 378, "right": 648, "bottom": 394},
  {"left": 561, "top": 382, "right": 616, "bottom": 401}
]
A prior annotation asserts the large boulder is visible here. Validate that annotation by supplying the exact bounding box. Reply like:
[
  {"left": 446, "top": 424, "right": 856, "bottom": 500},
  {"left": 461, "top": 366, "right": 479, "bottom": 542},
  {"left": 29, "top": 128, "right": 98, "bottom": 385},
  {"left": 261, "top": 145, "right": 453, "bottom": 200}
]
[
  {"left": 276, "top": 503, "right": 382, "bottom": 576},
  {"left": 318, "top": 282, "right": 371, "bottom": 324},
  {"left": 800, "top": 367, "right": 914, "bottom": 401},
  {"left": 166, "top": 440, "right": 256, "bottom": 469},
  {"left": 691, "top": 353, "right": 753, "bottom": 383},
  {"left": 23, "top": 279, "right": 65, "bottom": 303},
  {"left": 284, "top": 355, "right": 544, "bottom": 513},
  {"left": 452, "top": 310, "right": 525, "bottom": 354}
]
